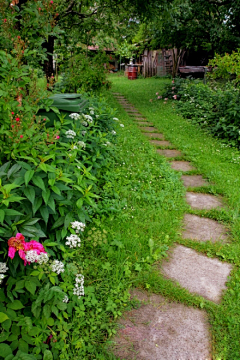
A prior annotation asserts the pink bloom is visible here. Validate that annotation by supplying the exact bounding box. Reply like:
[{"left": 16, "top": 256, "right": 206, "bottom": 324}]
[
  {"left": 24, "top": 240, "right": 46, "bottom": 255},
  {"left": 157, "top": 96, "right": 162, "bottom": 99},
  {"left": 38, "top": 7, "right": 41, "bottom": 10},
  {"left": 156, "top": 92, "right": 159, "bottom": 96},
  {"left": 4, "top": 19, "right": 7, "bottom": 23},
  {"left": 172, "top": 80, "right": 174, "bottom": 84},
  {"left": 43, "top": 118, "right": 46, "bottom": 121},
  {"left": 164, "top": 98, "right": 168, "bottom": 101},
  {"left": 56, "top": 135, "right": 60, "bottom": 139},
  {"left": 50, "top": 0, "right": 53, "bottom": 3},
  {"left": 16, "top": 117, "right": 20, "bottom": 122},
  {"left": 11, "top": 125, "right": 14, "bottom": 128},
  {"left": 172, "top": 87, "right": 175, "bottom": 90},
  {"left": 173, "top": 95, "right": 177, "bottom": 100},
  {"left": 20, "top": 135, "right": 23, "bottom": 138},
  {"left": 11, "top": 112, "right": 14, "bottom": 115},
  {"left": 8, "top": 233, "right": 26, "bottom": 262}
]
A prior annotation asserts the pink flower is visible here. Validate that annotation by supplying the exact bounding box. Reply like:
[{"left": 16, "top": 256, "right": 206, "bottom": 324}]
[
  {"left": 164, "top": 98, "right": 168, "bottom": 101},
  {"left": 16, "top": 117, "right": 20, "bottom": 122},
  {"left": 11, "top": 125, "right": 14, "bottom": 128},
  {"left": 156, "top": 92, "right": 159, "bottom": 95},
  {"left": 38, "top": 7, "right": 41, "bottom": 10},
  {"left": 11, "top": 112, "right": 14, "bottom": 115},
  {"left": 157, "top": 96, "right": 162, "bottom": 99},
  {"left": 172, "top": 87, "right": 175, "bottom": 90},
  {"left": 4, "top": 19, "right": 7, "bottom": 23},
  {"left": 50, "top": 0, "right": 53, "bottom": 3},
  {"left": 8, "top": 233, "right": 26, "bottom": 262},
  {"left": 173, "top": 95, "right": 177, "bottom": 100},
  {"left": 56, "top": 135, "right": 60, "bottom": 139},
  {"left": 20, "top": 135, "right": 23, "bottom": 138},
  {"left": 172, "top": 80, "right": 174, "bottom": 84},
  {"left": 24, "top": 240, "right": 46, "bottom": 255}
]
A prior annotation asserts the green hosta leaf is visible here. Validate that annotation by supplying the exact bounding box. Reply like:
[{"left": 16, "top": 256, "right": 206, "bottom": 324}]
[
  {"left": 24, "top": 170, "right": 35, "bottom": 186},
  {"left": 7, "top": 300, "right": 24, "bottom": 310},
  {"left": 0, "top": 312, "right": 9, "bottom": 323},
  {"left": 0, "top": 343, "right": 12, "bottom": 357},
  {"left": 23, "top": 187, "right": 35, "bottom": 204},
  {"left": 25, "top": 281, "right": 36, "bottom": 295},
  {"left": 32, "top": 176, "right": 46, "bottom": 192}
]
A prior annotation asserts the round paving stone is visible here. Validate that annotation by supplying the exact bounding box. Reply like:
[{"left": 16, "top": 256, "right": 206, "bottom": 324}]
[
  {"left": 111, "top": 289, "right": 211, "bottom": 360},
  {"left": 186, "top": 192, "right": 223, "bottom": 210},
  {"left": 170, "top": 161, "right": 196, "bottom": 171},
  {"left": 181, "top": 175, "right": 208, "bottom": 187},
  {"left": 157, "top": 149, "right": 182, "bottom": 157},
  {"left": 183, "top": 214, "right": 228, "bottom": 243}
]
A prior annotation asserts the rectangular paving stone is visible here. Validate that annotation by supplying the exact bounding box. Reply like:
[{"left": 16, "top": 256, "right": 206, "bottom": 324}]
[
  {"left": 140, "top": 127, "right": 159, "bottom": 132},
  {"left": 143, "top": 133, "right": 165, "bottom": 139},
  {"left": 112, "top": 289, "right": 211, "bottom": 360},
  {"left": 181, "top": 175, "right": 208, "bottom": 187},
  {"left": 170, "top": 161, "right": 196, "bottom": 171},
  {"left": 186, "top": 192, "right": 223, "bottom": 210},
  {"left": 138, "top": 122, "right": 154, "bottom": 126},
  {"left": 157, "top": 149, "right": 182, "bottom": 158},
  {"left": 183, "top": 214, "right": 228, "bottom": 243},
  {"left": 162, "top": 245, "right": 232, "bottom": 302},
  {"left": 150, "top": 140, "right": 173, "bottom": 147}
]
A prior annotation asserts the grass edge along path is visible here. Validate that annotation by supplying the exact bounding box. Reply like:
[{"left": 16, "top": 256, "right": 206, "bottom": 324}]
[{"left": 104, "top": 75, "right": 240, "bottom": 360}]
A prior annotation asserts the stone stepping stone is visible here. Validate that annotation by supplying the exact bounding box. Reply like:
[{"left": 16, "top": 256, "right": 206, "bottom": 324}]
[
  {"left": 140, "top": 127, "right": 159, "bottom": 132},
  {"left": 186, "top": 192, "right": 223, "bottom": 210},
  {"left": 181, "top": 175, "right": 208, "bottom": 187},
  {"left": 150, "top": 140, "right": 173, "bottom": 147},
  {"left": 143, "top": 133, "right": 165, "bottom": 139},
  {"left": 157, "top": 149, "right": 182, "bottom": 158},
  {"left": 162, "top": 245, "right": 232, "bottom": 303},
  {"left": 112, "top": 289, "right": 211, "bottom": 360},
  {"left": 126, "top": 109, "right": 139, "bottom": 112},
  {"left": 129, "top": 113, "right": 142, "bottom": 117},
  {"left": 134, "top": 117, "right": 147, "bottom": 121},
  {"left": 183, "top": 214, "right": 228, "bottom": 243},
  {"left": 170, "top": 161, "right": 196, "bottom": 171},
  {"left": 138, "top": 122, "right": 154, "bottom": 126}
]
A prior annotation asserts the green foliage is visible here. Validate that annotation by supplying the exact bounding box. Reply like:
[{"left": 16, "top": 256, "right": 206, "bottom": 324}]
[
  {"left": 208, "top": 49, "right": 240, "bottom": 84},
  {"left": 56, "top": 53, "right": 111, "bottom": 93}
]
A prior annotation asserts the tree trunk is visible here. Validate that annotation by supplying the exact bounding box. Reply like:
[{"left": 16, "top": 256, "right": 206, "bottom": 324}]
[{"left": 43, "top": 36, "right": 55, "bottom": 82}]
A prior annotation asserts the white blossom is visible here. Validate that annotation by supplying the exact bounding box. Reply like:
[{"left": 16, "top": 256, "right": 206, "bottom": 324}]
[
  {"left": 25, "top": 250, "right": 39, "bottom": 263},
  {"left": 65, "top": 129, "right": 76, "bottom": 139},
  {"left": 71, "top": 221, "right": 85, "bottom": 233},
  {"left": 81, "top": 121, "right": 88, "bottom": 127},
  {"left": 113, "top": 117, "right": 119, "bottom": 121},
  {"left": 77, "top": 141, "right": 86, "bottom": 149},
  {"left": 69, "top": 113, "right": 80, "bottom": 120},
  {"left": 65, "top": 234, "right": 81, "bottom": 248},
  {"left": 0, "top": 262, "right": 8, "bottom": 274},
  {"left": 82, "top": 131, "right": 87, "bottom": 136},
  {"left": 73, "top": 274, "right": 84, "bottom": 299},
  {"left": 111, "top": 130, "right": 116, "bottom": 135},
  {"left": 88, "top": 107, "right": 94, "bottom": 111},
  {"left": 120, "top": 124, "right": 124, "bottom": 128},
  {"left": 37, "top": 253, "right": 49, "bottom": 265},
  {"left": 96, "top": 115, "right": 99, "bottom": 118},
  {"left": 90, "top": 110, "right": 94, "bottom": 115},
  {"left": 50, "top": 260, "right": 65, "bottom": 275},
  {"left": 0, "top": 274, "right": 5, "bottom": 285},
  {"left": 62, "top": 295, "right": 69, "bottom": 303}
]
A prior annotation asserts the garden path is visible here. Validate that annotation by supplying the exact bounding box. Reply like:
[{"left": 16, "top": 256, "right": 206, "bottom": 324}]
[{"left": 111, "top": 93, "right": 233, "bottom": 360}]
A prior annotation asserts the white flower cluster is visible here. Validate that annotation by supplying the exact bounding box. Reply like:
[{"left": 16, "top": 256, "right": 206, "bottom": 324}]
[
  {"left": 0, "top": 262, "right": 8, "bottom": 274},
  {"left": 113, "top": 117, "right": 119, "bottom": 121},
  {"left": 50, "top": 260, "right": 65, "bottom": 275},
  {"left": 120, "top": 124, "right": 124, "bottom": 128},
  {"left": 0, "top": 262, "right": 8, "bottom": 285},
  {"left": 82, "top": 121, "right": 88, "bottom": 127},
  {"left": 78, "top": 141, "right": 86, "bottom": 149},
  {"left": 111, "top": 130, "right": 116, "bottom": 135},
  {"left": 96, "top": 115, "right": 99, "bottom": 119},
  {"left": 65, "top": 129, "right": 76, "bottom": 139},
  {"left": 0, "top": 274, "right": 5, "bottom": 285},
  {"left": 38, "top": 253, "right": 49, "bottom": 265},
  {"left": 73, "top": 274, "right": 84, "bottom": 299},
  {"left": 83, "top": 114, "right": 93, "bottom": 123},
  {"left": 71, "top": 221, "right": 85, "bottom": 233},
  {"left": 69, "top": 113, "right": 81, "bottom": 120},
  {"left": 103, "top": 141, "right": 111, "bottom": 146},
  {"left": 82, "top": 131, "right": 87, "bottom": 136},
  {"left": 62, "top": 295, "right": 69, "bottom": 303},
  {"left": 89, "top": 107, "right": 94, "bottom": 111},
  {"left": 90, "top": 110, "right": 94, "bottom": 115},
  {"left": 25, "top": 250, "right": 39, "bottom": 263},
  {"left": 65, "top": 234, "right": 81, "bottom": 248}
]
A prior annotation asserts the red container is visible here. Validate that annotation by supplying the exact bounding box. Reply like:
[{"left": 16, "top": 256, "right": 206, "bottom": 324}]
[{"left": 128, "top": 66, "right": 138, "bottom": 80}]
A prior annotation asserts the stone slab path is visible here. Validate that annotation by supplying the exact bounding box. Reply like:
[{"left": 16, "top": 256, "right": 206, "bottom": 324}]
[{"left": 112, "top": 92, "right": 232, "bottom": 359}]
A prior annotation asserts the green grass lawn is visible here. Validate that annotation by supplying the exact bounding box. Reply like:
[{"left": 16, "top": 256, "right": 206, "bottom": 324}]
[{"left": 95, "top": 74, "right": 240, "bottom": 360}]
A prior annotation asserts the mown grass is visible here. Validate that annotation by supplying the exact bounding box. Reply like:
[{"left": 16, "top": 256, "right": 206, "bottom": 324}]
[{"left": 98, "top": 74, "right": 240, "bottom": 360}]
